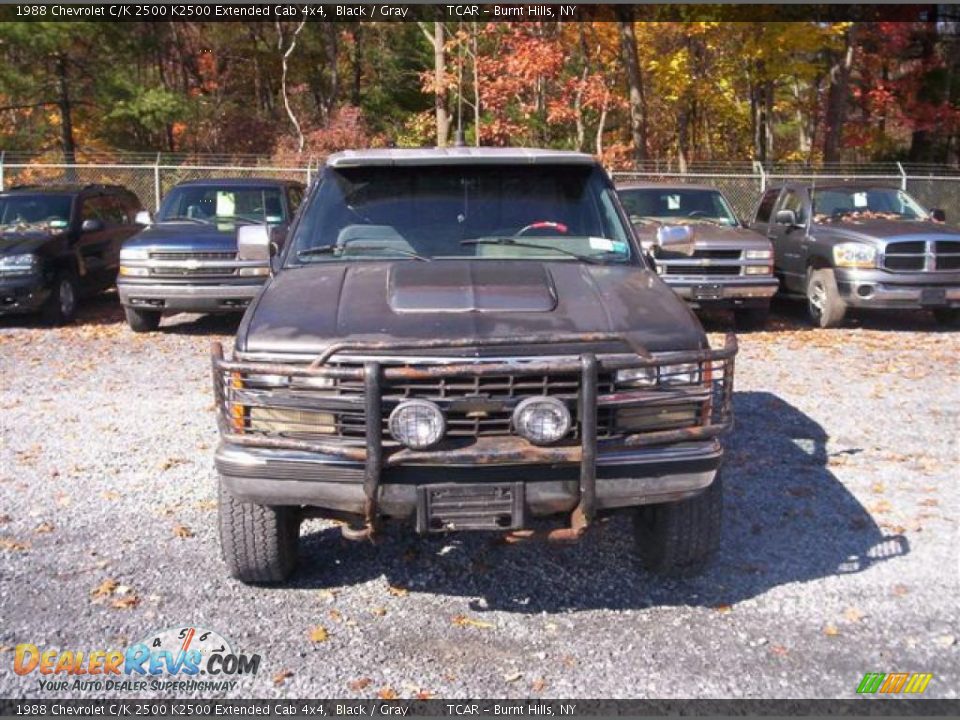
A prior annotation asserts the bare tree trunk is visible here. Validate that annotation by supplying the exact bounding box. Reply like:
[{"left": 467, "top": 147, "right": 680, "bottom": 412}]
[
  {"left": 596, "top": 95, "right": 609, "bottom": 157},
  {"left": 823, "top": 26, "right": 856, "bottom": 163},
  {"left": 616, "top": 7, "right": 648, "bottom": 165},
  {"left": 351, "top": 25, "right": 362, "bottom": 107},
  {"left": 277, "top": 20, "right": 307, "bottom": 153},
  {"left": 419, "top": 21, "right": 451, "bottom": 147},
  {"left": 471, "top": 22, "right": 480, "bottom": 146},
  {"left": 55, "top": 55, "right": 77, "bottom": 181}
]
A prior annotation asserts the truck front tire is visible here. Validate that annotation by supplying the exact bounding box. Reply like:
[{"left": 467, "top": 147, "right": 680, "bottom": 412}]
[
  {"left": 218, "top": 479, "right": 300, "bottom": 583},
  {"left": 806, "top": 268, "right": 847, "bottom": 328},
  {"left": 124, "top": 306, "right": 162, "bottom": 332},
  {"left": 632, "top": 472, "right": 723, "bottom": 577},
  {"left": 41, "top": 271, "right": 78, "bottom": 326}
]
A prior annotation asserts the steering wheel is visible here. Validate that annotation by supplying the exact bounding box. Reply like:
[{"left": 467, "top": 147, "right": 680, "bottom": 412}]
[{"left": 516, "top": 220, "right": 569, "bottom": 237}]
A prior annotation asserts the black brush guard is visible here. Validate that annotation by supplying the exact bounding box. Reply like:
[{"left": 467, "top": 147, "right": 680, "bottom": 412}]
[{"left": 212, "top": 332, "right": 737, "bottom": 541}]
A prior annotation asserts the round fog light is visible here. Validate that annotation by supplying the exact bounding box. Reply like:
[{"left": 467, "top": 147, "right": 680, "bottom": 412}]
[
  {"left": 512, "top": 396, "right": 572, "bottom": 445},
  {"left": 388, "top": 400, "right": 445, "bottom": 450}
]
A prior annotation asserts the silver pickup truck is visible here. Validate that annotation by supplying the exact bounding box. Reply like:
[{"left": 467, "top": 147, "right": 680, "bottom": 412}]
[{"left": 617, "top": 183, "right": 778, "bottom": 329}]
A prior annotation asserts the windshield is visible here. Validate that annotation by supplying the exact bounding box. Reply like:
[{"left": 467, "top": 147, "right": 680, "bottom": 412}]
[
  {"left": 812, "top": 187, "right": 929, "bottom": 222},
  {"left": 0, "top": 194, "right": 72, "bottom": 229},
  {"left": 288, "top": 164, "right": 633, "bottom": 264},
  {"left": 158, "top": 186, "right": 286, "bottom": 223},
  {"left": 619, "top": 188, "right": 739, "bottom": 226}
]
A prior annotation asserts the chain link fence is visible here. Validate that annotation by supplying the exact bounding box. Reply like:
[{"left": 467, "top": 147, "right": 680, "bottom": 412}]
[
  {"left": 0, "top": 153, "right": 316, "bottom": 211},
  {"left": 1, "top": 153, "right": 958, "bottom": 225}
]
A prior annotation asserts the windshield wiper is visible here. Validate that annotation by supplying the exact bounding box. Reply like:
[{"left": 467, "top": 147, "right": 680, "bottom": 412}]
[
  {"left": 297, "top": 244, "right": 430, "bottom": 262},
  {"left": 164, "top": 215, "right": 211, "bottom": 224},
  {"left": 460, "top": 237, "right": 604, "bottom": 264},
  {"left": 213, "top": 215, "right": 260, "bottom": 225}
]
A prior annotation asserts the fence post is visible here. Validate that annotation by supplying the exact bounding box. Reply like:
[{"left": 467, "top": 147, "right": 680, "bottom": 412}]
[
  {"left": 896, "top": 161, "right": 907, "bottom": 191},
  {"left": 153, "top": 153, "right": 162, "bottom": 211},
  {"left": 0, "top": 151, "right": 5, "bottom": 192},
  {"left": 753, "top": 160, "right": 766, "bottom": 192}
]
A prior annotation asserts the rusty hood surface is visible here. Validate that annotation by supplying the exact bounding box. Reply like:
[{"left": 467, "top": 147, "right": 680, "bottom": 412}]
[{"left": 237, "top": 259, "right": 705, "bottom": 358}]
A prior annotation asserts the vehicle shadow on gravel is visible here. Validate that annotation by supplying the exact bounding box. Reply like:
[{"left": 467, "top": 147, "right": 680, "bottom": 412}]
[{"left": 294, "top": 391, "right": 909, "bottom": 611}]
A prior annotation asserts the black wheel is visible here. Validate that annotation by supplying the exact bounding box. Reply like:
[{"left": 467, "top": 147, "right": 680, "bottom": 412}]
[
  {"left": 40, "top": 271, "right": 79, "bottom": 326},
  {"left": 806, "top": 268, "right": 847, "bottom": 328},
  {"left": 123, "top": 306, "right": 162, "bottom": 333},
  {"left": 218, "top": 479, "right": 300, "bottom": 584},
  {"left": 633, "top": 472, "right": 723, "bottom": 577},
  {"left": 733, "top": 306, "right": 770, "bottom": 331},
  {"left": 933, "top": 308, "right": 960, "bottom": 328}
]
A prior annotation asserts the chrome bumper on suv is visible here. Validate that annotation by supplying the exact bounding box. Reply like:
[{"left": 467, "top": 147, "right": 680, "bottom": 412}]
[
  {"left": 657, "top": 250, "right": 778, "bottom": 306},
  {"left": 211, "top": 333, "right": 737, "bottom": 538},
  {"left": 835, "top": 268, "right": 960, "bottom": 310},
  {"left": 118, "top": 251, "right": 268, "bottom": 312}
]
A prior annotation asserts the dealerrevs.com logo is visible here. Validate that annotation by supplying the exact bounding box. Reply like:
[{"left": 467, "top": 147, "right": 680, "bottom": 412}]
[{"left": 14, "top": 626, "right": 260, "bottom": 693}]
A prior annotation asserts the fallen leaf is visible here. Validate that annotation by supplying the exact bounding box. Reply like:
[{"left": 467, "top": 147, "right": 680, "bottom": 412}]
[
  {"left": 172, "top": 524, "right": 194, "bottom": 539},
  {"left": 870, "top": 482, "right": 886, "bottom": 494},
  {"left": 918, "top": 498, "right": 939, "bottom": 507},
  {"left": 387, "top": 585, "right": 409, "bottom": 597},
  {"left": 0, "top": 515, "right": 11, "bottom": 524},
  {"left": 770, "top": 644, "right": 789, "bottom": 657},
  {"left": 531, "top": 678, "right": 549, "bottom": 692},
  {"left": 348, "top": 678, "right": 372, "bottom": 692},
  {"left": 503, "top": 671, "right": 523, "bottom": 683},
  {"left": 159, "top": 457, "right": 188, "bottom": 471},
  {"left": 415, "top": 690, "right": 435, "bottom": 700},
  {"left": 34, "top": 522, "right": 55, "bottom": 534},
  {"left": 452, "top": 614, "right": 494, "bottom": 629},
  {"left": 869, "top": 500, "right": 892, "bottom": 514},
  {"left": 318, "top": 589, "right": 338, "bottom": 602},
  {"left": 561, "top": 655, "right": 577, "bottom": 668},
  {"left": 892, "top": 583, "right": 910, "bottom": 597},
  {"left": 377, "top": 687, "right": 398, "bottom": 700},
  {"left": 111, "top": 595, "right": 140, "bottom": 610},
  {"left": 308, "top": 625, "right": 329, "bottom": 643},
  {"left": 824, "top": 624, "right": 840, "bottom": 637},
  {"left": 713, "top": 603, "right": 733, "bottom": 614},
  {"left": 91, "top": 579, "right": 119, "bottom": 599},
  {"left": 843, "top": 607, "right": 866, "bottom": 623},
  {"left": 273, "top": 669, "right": 295, "bottom": 686},
  {"left": 328, "top": 609, "right": 343, "bottom": 622},
  {"left": 100, "top": 491, "right": 120, "bottom": 501},
  {"left": 370, "top": 607, "right": 387, "bottom": 617},
  {"left": 0, "top": 538, "right": 29, "bottom": 552}
]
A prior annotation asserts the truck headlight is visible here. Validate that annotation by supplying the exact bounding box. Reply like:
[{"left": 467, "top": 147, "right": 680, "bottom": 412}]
[
  {"left": 119, "top": 266, "right": 149, "bottom": 276},
  {"left": 249, "top": 408, "right": 336, "bottom": 435},
  {"left": 745, "top": 265, "right": 772, "bottom": 275},
  {"left": 0, "top": 253, "right": 39, "bottom": 275},
  {"left": 239, "top": 267, "right": 270, "bottom": 277},
  {"left": 833, "top": 243, "right": 877, "bottom": 268},
  {"left": 745, "top": 249, "right": 772, "bottom": 260},
  {"left": 119, "top": 247, "right": 149, "bottom": 261},
  {"left": 512, "top": 397, "right": 571, "bottom": 445},
  {"left": 615, "top": 367, "right": 657, "bottom": 387},
  {"left": 659, "top": 363, "right": 700, "bottom": 385},
  {"left": 389, "top": 400, "right": 446, "bottom": 450}
]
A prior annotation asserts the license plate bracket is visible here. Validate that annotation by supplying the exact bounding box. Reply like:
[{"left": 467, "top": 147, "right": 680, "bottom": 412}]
[
  {"left": 692, "top": 283, "right": 724, "bottom": 301},
  {"left": 416, "top": 482, "right": 526, "bottom": 533},
  {"left": 921, "top": 288, "right": 947, "bottom": 306}
]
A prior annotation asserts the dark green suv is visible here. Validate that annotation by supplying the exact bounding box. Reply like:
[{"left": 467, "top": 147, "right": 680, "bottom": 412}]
[{"left": 0, "top": 184, "right": 143, "bottom": 325}]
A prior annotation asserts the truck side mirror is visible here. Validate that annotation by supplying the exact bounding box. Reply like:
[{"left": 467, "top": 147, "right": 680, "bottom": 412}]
[
  {"left": 655, "top": 225, "right": 695, "bottom": 256},
  {"left": 775, "top": 209, "right": 799, "bottom": 227},
  {"left": 930, "top": 208, "right": 946, "bottom": 223},
  {"left": 134, "top": 210, "right": 152, "bottom": 226},
  {"left": 237, "top": 224, "right": 274, "bottom": 262},
  {"left": 81, "top": 218, "right": 103, "bottom": 233}
]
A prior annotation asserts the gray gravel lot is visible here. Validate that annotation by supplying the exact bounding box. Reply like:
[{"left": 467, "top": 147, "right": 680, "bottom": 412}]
[{"left": 0, "top": 295, "right": 957, "bottom": 700}]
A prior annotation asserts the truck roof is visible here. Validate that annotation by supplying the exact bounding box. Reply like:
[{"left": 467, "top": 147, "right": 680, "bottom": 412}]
[
  {"left": 617, "top": 182, "right": 721, "bottom": 192},
  {"left": 171, "top": 177, "right": 302, "bottom": 188},
  {"left": 326, "top": 147, "right": 598, "bottom": 168}
]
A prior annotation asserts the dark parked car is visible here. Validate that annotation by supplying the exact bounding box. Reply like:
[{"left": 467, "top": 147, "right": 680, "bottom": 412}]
[
  {"left": 618, "top": 183, "right": 778, "bottom": 329},
  {"left": 0, "top": 184, "right": 143, "bottom": 325},
  {"left": 211, "top": 148, "right": 736, "bottom": 583},
  {"left": 751, "top": 183, "right": 960, "bottom": 328},
  {"left": 117, "top": 178, "right": 304, "bottom": 332}
]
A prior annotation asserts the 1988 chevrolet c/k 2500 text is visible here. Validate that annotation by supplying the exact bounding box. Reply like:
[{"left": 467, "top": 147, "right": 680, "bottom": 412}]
[{"left": 211, "top": 148, "right": 736, "bottom": 583}]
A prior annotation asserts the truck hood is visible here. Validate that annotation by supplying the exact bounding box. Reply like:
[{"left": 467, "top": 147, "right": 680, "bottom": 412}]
[
  {"left": 811, "top": 219, "right": 960, "bottom": 245},
  {"left": 238, "top": 260, "right": 705, "bottom": 358},
  {"left": 122, "top": 221, "right": 242, "bottom": 253},
  {"left": 634, "top": 222, "right": 771, "bottom": 253}
]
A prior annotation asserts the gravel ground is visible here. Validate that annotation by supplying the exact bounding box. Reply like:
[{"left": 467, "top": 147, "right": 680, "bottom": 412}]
[{"left": 0, "top": 294, "right": 957, "bottom": 700}]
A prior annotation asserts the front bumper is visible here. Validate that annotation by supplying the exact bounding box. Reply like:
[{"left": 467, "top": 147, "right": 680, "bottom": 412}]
[
  {"left": 211, "top": 332, "right": 737, "bottom": 538},
  {"left": 0, "top": 274, "right": 50, "bottom": 315},
  {"left": 835, "top": 268, "right": 960, "bottom": 309},
  {"left": 117, "top": 280, "right": 263, "bottom": 313},
  {"left": 665, "top": 276, "right": 778, "bottom": 307},
  {"left": 216, "top": 439, "right": 722, "bottom": 517}
]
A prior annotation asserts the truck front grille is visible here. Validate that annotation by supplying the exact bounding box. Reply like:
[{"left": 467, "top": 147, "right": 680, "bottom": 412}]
[
  {"left": 883, "top": 240, "right": 960, "bottom": 272},
  {"left": 150, "top": 251, "right": 236, "bottom": 261},
  {"left": 663, "top": 265, "right": 741, "bottom": 276}
]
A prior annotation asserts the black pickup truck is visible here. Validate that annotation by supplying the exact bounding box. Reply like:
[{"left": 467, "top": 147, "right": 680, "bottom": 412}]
[
  {"left": 210, "top": 148, "right": 736, "bottom": 583},
  {"left": 751, "top": 183, "right": 959, "bottom": 327},
  {"left": 117, "top": 178, "right": 304, "bottom": 331}
]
